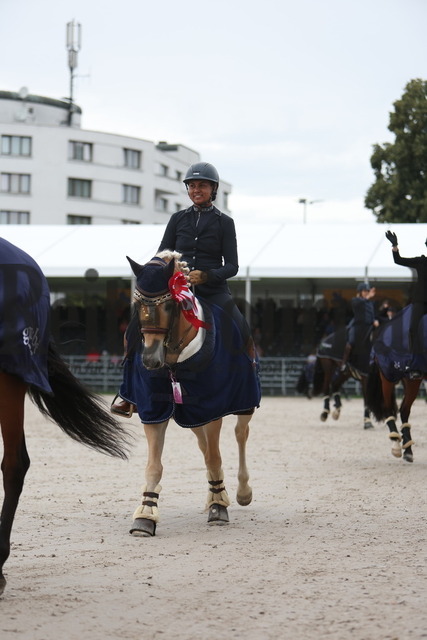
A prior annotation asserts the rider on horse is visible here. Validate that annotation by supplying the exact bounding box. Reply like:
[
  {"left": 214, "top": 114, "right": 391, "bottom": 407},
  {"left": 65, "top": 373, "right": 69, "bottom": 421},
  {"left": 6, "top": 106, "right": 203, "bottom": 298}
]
[
  {"left": 340, "top": 282, "right": 379, "bottom": 373},
  {"left": 112, "top": 162, "right": 252, "bottom": 417},
  {"left": 385, "top": 230, "right": 427, "bottom": 376}
]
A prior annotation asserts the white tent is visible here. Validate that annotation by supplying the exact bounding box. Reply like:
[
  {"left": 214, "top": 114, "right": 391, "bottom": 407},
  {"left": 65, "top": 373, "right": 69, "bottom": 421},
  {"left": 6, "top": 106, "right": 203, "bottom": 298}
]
[{"left": 0, "top": 222, "right": 424, "bottom": 283}]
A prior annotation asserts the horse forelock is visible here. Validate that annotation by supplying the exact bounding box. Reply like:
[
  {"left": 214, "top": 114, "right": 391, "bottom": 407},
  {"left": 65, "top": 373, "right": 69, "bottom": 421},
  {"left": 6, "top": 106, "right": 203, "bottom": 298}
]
[{"left": 134, "top": 251, "right": 189, "bottom": 298}]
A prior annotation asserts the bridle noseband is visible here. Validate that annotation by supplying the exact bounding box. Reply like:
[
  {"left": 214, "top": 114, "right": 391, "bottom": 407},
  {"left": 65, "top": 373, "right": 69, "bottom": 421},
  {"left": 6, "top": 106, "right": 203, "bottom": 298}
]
[{"left": 133, "top": 286, "right": 193, "bottom": 351}]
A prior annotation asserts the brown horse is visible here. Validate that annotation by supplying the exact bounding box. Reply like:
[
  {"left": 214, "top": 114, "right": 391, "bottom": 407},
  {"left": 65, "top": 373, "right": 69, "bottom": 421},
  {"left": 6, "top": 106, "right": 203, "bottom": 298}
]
[
  {"left": 116, "top": 250, "right": 261, "bottom": 536},
  {"left": 313, "top": 327, "right": 374, "bottom": 429},
  {"left": 0, "top": 238, "right": 131, "bottom": 596},
  {"left": 366, "top": 361, "right": 418, "bottom": 462},
  {"left": 365, "top": 304, "right": 427, "bottom": 462}
]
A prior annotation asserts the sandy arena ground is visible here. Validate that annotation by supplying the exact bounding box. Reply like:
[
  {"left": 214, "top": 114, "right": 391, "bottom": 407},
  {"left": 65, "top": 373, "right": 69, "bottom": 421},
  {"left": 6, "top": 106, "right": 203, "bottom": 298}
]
[{"left": 1, "top": 394, "right": 427, "bottom": 640}]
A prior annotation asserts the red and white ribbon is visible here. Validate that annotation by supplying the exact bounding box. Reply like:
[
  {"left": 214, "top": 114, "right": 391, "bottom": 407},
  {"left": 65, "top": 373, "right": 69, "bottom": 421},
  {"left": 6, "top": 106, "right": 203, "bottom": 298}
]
[{"left": 168, "top": 272, "right": 210, "bottom": 329}]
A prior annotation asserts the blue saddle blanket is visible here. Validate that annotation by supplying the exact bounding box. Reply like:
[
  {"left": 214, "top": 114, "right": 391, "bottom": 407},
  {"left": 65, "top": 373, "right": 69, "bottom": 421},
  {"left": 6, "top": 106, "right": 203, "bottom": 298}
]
[
  {"left": 0, "top": 237, "right": 52, "bottom": 393},
  {"left": 119, "top": 301, "right": 261, "bottom": 427},
  {"left": 372, "top": 304, "right": 427, "bottom": 382}
]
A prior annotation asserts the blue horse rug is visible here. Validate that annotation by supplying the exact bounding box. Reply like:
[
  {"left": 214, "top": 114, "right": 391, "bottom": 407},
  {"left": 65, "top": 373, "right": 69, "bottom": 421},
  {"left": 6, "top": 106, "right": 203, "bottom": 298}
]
[
  {"left": 372, "top": 304, "right": 427, "bottom": 383},
  {"left": 119, "top": 300, "right": 261, "bottom": 428},
  {"left": 0, "top": 237, "right": 52, "bottom": 393}
]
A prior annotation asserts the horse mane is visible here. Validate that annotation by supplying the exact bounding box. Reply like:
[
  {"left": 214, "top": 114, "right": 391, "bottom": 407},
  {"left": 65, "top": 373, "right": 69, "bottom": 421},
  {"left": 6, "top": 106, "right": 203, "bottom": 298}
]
[{"left": 156, "top": 249, "right": 190, "bottom": 277}]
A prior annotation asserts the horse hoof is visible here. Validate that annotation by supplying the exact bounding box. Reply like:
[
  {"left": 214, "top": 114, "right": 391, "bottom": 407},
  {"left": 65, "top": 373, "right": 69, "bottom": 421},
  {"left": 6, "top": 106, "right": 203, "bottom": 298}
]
[
  {"left": 403, "top": 451, "right": 414, "bottom": 463},
  {"left": 332, "top": 409, "right": 340, "bottom": 420},
  {"left": 320, "top": 412, "right": 329, "bottom": 422},
  {"left": 237, "top": 489, "right": 253, "bottom": 506},
  {"left": 364, "top": 420, "right": 374, "bottom": 429},
  {"left": 0, "top": 576, "right": 6, "bottom": 597},
  {"left": 391, "top": 442, "right": 402, "bottom": 458},
  {"left": 129, "top": 518, "right": 156, "bottom": 537},
  {"left": 207, "top": 504, "right": 229, "bottom": 524}
]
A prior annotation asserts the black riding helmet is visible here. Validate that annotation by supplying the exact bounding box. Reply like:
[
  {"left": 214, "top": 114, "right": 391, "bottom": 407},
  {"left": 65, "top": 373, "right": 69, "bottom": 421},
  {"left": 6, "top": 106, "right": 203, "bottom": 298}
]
[{"left": 183, "top": 162, "right": 219, "bottom": 201}]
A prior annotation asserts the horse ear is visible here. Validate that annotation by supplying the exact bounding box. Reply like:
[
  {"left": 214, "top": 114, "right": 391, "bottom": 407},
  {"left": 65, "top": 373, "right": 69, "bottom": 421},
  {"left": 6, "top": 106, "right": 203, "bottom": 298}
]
[
  {"left": 126, "top": 256, "right": 143, "bottom": 276},
  {"left": 163, "top": 258, "right": 175, "bottom": 280}
]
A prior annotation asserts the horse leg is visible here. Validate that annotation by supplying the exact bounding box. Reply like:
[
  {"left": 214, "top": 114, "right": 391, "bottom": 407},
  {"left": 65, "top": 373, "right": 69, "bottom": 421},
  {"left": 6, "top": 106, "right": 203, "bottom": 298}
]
[
  {"left": 385, "top": 416, "right": 402, "bottom": 458},
  {"left": 194, "top": 419, "right": 230, "bottom": 524},
  {"left": 320, "top": 396, "right": 330, "bottom": 422},
  {"left": 331, "top": 393, "right": 342, "bottom": 420},
  {"left": 0, "top": 373, "right": 29, "bottom": 596},
  {"left": 129, "top": 420, "right": 168, "bottom": 537},
  {"left": 398, "top": 380, "right": 420, "bottom": 463},
  {"left": 363, "top": 405, "right": 374, "bottom": 430},
  {"left": 361, "top": 378, "right": 374, "bottom": 429},
  {"left": 234, "top": 414, "right": 253, "bottom": 506}
]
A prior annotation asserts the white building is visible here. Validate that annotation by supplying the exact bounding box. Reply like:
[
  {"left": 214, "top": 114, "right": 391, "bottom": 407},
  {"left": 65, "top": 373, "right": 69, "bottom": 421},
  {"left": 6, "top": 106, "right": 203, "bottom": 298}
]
[{"left": 0, "top": 89, "right": 232, "bottom": 225}]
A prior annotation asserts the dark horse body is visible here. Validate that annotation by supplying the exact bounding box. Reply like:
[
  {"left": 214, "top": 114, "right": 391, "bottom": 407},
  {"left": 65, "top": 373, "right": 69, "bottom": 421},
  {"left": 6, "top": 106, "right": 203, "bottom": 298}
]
[
  {"left": 366, "top": 304, "right": 426, "bottom": 462},
  {"left": 0, "top": 238, "right": 130, "bottom": 595},
  {"left": 118, "top": 251, "right": 261, "bottom": 536},
  {"left": 313, "top": 325, "right": 374, "bottom": 429}
]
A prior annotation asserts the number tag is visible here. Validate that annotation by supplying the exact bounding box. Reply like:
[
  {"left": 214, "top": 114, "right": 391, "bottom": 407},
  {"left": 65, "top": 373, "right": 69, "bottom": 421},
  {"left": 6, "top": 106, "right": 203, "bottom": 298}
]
[{"left": 172, "top": 380, "right": 183, "bottom": 404}]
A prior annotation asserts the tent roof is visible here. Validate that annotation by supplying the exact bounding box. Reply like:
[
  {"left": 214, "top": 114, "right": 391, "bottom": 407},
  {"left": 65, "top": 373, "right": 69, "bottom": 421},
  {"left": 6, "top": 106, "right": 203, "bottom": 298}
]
[{"left": 0, "top": 223, "right": 424, "bottom": 281}]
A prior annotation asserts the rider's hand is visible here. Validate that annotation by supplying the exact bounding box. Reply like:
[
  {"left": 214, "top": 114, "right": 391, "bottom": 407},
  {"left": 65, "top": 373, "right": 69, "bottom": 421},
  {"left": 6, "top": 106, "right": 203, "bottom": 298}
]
[
  {"left": 385, "top": 230, "right": 398, "bottom": 247},
  {"left": 189, "top": 270, "right": 208, "bottom": 285}
]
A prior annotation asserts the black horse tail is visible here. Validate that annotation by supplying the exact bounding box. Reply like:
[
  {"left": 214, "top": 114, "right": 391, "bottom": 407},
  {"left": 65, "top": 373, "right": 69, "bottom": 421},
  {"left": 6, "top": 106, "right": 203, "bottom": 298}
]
[
  {"left": 312, "top": 357, "right": 324, "bottom": 397},
  {"left": 27, "top": 342, "right": 132, "bottom": 459},
  {"left": 366, "top": 360, "right": 397, "bottom": 422}
]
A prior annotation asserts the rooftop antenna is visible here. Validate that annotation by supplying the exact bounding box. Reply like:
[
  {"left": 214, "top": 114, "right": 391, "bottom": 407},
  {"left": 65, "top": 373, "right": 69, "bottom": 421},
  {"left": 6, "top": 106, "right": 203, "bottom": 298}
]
[{"left": 66, "top": 19, "right": 81, "bottom": 126}]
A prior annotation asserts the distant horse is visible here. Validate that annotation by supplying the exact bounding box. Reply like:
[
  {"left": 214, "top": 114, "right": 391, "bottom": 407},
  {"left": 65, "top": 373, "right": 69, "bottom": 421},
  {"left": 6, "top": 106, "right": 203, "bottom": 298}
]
[
  {"left": 366, "top": 305, "right": 426, "bottom": 462},
  {"left": 0, "top": 237, "right": 130, "bottom": 596},
  {"left": 117, "top": 250, "right": 261, "bottom": 536},
  {"left": 313, "top": 326, "right": 374, "bottom": 429}
]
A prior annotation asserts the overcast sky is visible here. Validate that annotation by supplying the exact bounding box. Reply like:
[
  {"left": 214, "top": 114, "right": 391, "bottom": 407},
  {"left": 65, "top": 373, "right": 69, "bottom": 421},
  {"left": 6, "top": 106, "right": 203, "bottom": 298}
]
[{"left": 1, "top": 0, "right": 426, "bottom": 226}]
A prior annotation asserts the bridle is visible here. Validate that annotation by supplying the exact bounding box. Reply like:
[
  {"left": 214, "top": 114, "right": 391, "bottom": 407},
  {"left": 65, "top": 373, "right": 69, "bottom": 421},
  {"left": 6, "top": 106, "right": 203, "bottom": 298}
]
[{"left": 133, "top": 286, "right": 194, "bottom": 352}]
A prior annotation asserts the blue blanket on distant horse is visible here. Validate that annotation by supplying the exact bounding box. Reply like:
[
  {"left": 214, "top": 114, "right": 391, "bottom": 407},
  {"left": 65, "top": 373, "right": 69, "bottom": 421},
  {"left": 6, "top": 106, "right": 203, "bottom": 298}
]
[
  {"left": 372, "top": 304, "right": 427, "bottom": 382},
  {"left": 119, "top": 301, "right": 261, "bottom": 428},
  {"left": 0, "top": 237, "right": 52, "bottom": 393}
]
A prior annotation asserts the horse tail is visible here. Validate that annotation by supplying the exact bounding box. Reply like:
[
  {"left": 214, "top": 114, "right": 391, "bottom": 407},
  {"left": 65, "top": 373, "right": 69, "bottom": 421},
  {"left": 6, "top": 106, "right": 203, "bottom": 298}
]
[
  {"left": 366, "top": 360, "right": 397, "bottom": 422},
  {"left": 28, "top": 342, "right": 131, "bottom": 459},
  {"left": 312, "top": 357, "right": 324, "bottom": 396}
]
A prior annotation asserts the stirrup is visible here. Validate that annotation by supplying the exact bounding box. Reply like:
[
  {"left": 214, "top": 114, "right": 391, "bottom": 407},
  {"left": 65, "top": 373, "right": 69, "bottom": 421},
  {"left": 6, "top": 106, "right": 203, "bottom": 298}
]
[{"left": 110, "top": 393, "right": 136, "bottom": 418}]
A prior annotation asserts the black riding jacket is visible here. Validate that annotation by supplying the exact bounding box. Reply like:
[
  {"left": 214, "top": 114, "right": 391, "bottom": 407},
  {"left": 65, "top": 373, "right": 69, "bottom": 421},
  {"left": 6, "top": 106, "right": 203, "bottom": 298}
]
[
  {"left": 392, "top": 250, "right": 427, "bottom": 307},
  {"left": 158, "top": 205, "right": 239, "bottom": 300}
]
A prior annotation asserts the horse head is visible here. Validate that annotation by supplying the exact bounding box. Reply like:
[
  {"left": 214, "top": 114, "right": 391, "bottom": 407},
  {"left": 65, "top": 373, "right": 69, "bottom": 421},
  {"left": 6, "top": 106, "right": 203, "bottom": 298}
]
[{"left": 127, "top": 251, "right": 203, "bottom": 370}]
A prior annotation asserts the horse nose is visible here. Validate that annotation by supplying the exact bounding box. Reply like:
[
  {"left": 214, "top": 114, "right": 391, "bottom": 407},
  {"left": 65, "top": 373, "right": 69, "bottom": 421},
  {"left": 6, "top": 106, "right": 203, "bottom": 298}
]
[{"left": 142, "top": 340, "right": 165, "bottom": 370}]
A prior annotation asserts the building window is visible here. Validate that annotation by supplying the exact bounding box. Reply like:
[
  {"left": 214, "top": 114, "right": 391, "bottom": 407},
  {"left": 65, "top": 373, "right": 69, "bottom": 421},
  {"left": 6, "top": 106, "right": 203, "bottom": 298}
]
[
  {"left": 175, "top": 202, "right": 182, "bottom": 212},
  {"left": 69, "top": 141, "right": 93, "bottom": 162},
  {"left": 68, "top": 178, "right": 92, "bottom": 198},
  {"left": 122, "top": 219, "right": 141, "bottom": 224},
  {"left": 1, "top": 173, "right": 31, "bottom": 194},
  {"left": 157, "top": 197, "right": 168, "bottom": 212},
  {"left": 1, "top": 135, "right": 32, "bottom": 156},
  {"left": 0, "top": 210, "right": 30, "bottom": 224},
  {"left": 124, "top": 148, "right": 141, "bottom": 169},
  {"left": 176, "top": 170, "right": 182, "bottom": 181},
  {"left": 223, "top": 192, "right": 229, "bottom": 209},
  {"left": 159, "top": 164, "right": 169, "bottom": 177},
  {"left": 122, "top": 184, "right": 140, "bottom": 205},
  {"left": 67, "top": 215, "right": 92, "bottom": 225}
]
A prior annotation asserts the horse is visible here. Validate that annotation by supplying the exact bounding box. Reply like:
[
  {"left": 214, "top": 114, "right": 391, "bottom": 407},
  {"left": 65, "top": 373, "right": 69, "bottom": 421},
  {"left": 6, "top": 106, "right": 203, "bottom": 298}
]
[
  {"left": 0, "top": 237, "right": 131, "bottom": 596},
  {"left": 312, "top": 326, "right": 374, "bottom": 429},
  {"left": 116, "top": 250, "right": 261, "bottom": 537},
  {"left": 366, "top": 304, "right": 426, "bottom": 463}
]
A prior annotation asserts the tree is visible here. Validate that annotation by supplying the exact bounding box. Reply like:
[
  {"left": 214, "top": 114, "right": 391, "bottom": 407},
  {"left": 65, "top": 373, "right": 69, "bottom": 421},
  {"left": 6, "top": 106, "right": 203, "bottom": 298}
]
[{"left": 365, "top": 78, "right": 427, "bottom": 223}]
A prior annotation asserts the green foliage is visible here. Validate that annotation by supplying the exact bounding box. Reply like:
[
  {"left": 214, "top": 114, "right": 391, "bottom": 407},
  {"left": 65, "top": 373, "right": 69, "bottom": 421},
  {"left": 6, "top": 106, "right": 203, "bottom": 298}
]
[{"left": 365, "top": 79, "right": 427, "bottom": 223}]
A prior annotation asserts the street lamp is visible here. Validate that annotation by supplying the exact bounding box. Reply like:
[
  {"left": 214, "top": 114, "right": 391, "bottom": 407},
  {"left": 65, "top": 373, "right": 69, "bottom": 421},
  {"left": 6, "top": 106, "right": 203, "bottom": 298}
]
[
  {"left": 298, "top": 198, "right": 322, "bottom": 224},
  {"left": 66, "top": 20, "right": 81, "bottom": 126}
]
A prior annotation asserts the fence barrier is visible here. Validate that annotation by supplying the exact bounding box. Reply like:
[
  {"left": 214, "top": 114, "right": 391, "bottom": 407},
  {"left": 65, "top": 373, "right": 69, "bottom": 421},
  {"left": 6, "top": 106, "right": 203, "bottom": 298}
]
[{"left": 63, "top": 355, "right": 363, "bottom": 397}]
